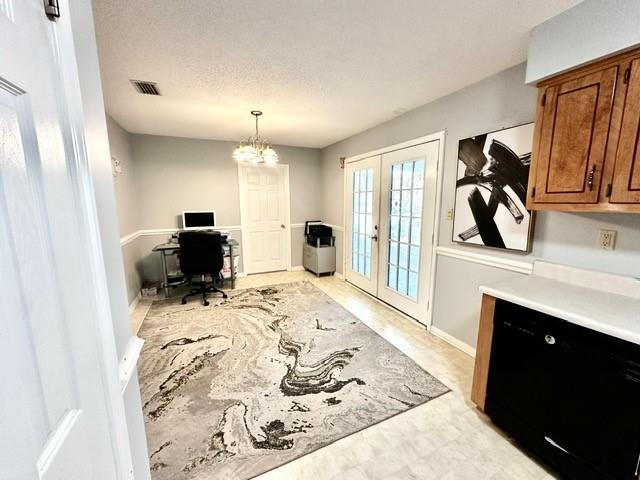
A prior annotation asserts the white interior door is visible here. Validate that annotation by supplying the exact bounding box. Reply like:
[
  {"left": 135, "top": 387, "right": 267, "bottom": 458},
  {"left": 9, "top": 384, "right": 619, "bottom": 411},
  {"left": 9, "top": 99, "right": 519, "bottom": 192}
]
[
  {"left": 377, "top": 141, "right": 439, "bottom": 323},
  {"left": 2, "top": 1, "right": 130, "bottom": 479},
  {"left": 239, "top": 164, "right": 290, "bottom": 274},
  {"left": 345, "top": 155, "right": 381, "bottom": 295}
]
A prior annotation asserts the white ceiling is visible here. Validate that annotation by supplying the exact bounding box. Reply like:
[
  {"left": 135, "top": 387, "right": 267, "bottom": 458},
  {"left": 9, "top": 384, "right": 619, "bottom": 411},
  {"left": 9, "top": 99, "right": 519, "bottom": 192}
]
[{"left": 93, "top": 0, "right": 582, "bottom": 148}]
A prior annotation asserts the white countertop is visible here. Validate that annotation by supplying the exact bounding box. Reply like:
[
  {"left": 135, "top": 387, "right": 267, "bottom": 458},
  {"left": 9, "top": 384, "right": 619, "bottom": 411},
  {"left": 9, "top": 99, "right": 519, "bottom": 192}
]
[{"left": 479, "top": 261, "right": 640, "bottom": 346}]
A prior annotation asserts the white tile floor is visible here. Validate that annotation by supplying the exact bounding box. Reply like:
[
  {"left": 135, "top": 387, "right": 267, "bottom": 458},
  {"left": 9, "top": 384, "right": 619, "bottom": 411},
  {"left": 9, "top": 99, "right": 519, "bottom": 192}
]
[{"left": 134, "top": 270, "right": 557, "bottom": 479}]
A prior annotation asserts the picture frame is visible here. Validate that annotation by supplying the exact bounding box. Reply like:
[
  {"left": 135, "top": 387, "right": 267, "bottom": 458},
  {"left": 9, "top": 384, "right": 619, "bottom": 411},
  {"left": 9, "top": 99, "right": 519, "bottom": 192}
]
[{"left": 452, "top": 122, "right": 535, "bottom": 253}]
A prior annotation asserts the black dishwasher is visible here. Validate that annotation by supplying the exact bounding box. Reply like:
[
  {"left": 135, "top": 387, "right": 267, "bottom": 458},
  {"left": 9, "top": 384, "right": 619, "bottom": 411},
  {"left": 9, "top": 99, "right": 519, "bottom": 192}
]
[{"left": 485, "top": 299, "right": 640, "bottom": 480}]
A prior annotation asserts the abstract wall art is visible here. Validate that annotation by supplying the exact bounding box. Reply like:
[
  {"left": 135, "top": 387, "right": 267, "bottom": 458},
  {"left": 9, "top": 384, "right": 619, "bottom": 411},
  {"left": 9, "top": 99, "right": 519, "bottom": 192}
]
[{"left": 452, "top": 123, "right": 535, "bottom": 252}]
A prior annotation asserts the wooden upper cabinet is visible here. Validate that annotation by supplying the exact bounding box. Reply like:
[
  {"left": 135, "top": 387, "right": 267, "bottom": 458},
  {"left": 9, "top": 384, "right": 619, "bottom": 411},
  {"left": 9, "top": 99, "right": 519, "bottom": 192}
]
[
  {"left": 531, "top": 66, "right": 618, "bottom": 204},
  {"left": 611, "top": 58, "right": 640, "bottom": 204},
  {"left": 527, "top": 46, "right": 640, "bottom": 213}
]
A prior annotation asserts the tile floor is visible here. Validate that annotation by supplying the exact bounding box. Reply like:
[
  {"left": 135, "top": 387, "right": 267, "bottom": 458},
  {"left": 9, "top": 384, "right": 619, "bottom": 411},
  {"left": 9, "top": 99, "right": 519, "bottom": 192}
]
[{"left": 133, "top": 270, "right": 557, "bottom": 479}]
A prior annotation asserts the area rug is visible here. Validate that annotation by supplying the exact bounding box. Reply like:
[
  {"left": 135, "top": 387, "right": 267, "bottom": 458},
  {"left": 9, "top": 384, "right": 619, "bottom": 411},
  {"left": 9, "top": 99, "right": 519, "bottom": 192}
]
[{"left": 138, "top": 281, "right": 449, "bottom": 479}]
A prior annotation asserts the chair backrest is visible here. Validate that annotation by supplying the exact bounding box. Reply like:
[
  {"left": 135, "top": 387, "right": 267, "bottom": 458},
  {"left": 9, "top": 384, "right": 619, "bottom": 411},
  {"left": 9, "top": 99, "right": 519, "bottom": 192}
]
[{"left": 178, "top": 231, "right": 224, "bottom": 276}]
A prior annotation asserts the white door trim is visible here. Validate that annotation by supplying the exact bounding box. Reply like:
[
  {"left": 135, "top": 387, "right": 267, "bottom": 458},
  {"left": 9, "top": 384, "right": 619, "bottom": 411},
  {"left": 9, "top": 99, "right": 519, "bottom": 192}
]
[
  {"left": 53, "top": 2, "right": 136, "bottom": 475},
  {"left": 238, "top": 163, "right": 292, "bottom": 274},
  {"left": 342, "top": 131, "right": 446, "bottom": 329}
]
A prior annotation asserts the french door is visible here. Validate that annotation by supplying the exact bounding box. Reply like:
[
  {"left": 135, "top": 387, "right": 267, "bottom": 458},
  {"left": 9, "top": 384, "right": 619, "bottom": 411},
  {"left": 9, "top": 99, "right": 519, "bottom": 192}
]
[
  {"left": 345, "top": 156, "right": 381, "bottom": 293},
  {"left": 345, "top": 140, "right": 440, "bottom": 324}
]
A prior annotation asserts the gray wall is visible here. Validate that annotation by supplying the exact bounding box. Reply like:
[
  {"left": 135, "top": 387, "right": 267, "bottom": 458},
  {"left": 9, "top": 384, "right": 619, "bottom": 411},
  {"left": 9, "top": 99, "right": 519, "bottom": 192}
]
[
  {"left": 106, "top": 115, "right": 144, "bottom": 304},
  {"left": 109, "top": 132, "right": 323, "bottom": 285},
  {"left": 320, "top": 62, "right": 640, "bottom": 350},
  {"left": 527, "top": 0, "right": 640, "bottom": 83}
]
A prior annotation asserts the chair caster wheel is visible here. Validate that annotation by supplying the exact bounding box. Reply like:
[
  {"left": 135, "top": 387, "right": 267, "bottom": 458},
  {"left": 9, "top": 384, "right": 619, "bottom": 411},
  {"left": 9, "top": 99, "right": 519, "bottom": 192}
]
[
  {"left": 203, "top": 300, "right": 210, "bottom": 306},
  {"left": 181, "top": 299, "right": 187, "bottom": 305},
  {"left": 222, "top": 294, "right": 228, "bottom": 299}
]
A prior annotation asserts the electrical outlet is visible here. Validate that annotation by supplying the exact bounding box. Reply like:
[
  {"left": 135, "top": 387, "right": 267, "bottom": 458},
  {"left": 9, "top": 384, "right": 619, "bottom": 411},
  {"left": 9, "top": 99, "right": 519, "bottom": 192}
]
[
  {"left": 446, "top": 209, "right": 454, "bottom": 221},
  {"left": 598, "top": 230, "right": 617, "bottom": 250}
]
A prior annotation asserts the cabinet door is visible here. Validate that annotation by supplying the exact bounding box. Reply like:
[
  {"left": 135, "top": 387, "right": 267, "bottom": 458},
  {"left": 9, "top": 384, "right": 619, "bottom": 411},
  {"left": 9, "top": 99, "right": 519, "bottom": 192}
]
[
  {"left": 611, "top": 58, "right": 640, "bottom": 203},
  {"left": 532, "top": 67, "right": 618, "bottom": 203}
]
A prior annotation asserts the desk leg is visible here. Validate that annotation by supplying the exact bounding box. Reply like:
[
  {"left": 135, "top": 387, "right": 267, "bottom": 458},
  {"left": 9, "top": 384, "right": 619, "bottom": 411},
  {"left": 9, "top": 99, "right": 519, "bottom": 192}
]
[
  {"left": 230, "top": 244, "right": 235, "bottom": 289},
  {"left": 161, "top": 250, "right": 170, "bottom": 297}
]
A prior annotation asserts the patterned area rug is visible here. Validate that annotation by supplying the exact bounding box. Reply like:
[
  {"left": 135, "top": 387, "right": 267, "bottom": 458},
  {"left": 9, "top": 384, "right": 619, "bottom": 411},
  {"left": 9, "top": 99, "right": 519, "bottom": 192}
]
[{"left": 138, "top": 281, "right": 449, "bottom": 479}]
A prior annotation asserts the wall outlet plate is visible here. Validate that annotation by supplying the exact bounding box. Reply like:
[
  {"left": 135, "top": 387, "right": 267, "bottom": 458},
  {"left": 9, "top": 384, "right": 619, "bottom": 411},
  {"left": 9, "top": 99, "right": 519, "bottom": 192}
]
[
  {"left": 598, "top": 229, "right": 617, "bottom": 250},
  {"left": 446, "top": 209, "right": 454, "bottom": 221}
]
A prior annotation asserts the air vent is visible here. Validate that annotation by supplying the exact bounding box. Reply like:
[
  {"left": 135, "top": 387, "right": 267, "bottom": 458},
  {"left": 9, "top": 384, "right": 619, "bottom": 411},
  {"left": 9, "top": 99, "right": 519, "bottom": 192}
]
[{"left": 130, "top": 80, "right": 161, "bottom": 96}]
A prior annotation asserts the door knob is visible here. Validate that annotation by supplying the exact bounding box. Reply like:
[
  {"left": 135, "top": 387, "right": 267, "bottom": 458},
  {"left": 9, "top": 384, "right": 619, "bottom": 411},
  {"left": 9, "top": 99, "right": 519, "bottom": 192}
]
[{"left": 281, "top": 224, "right": 285, "bottom": 229}]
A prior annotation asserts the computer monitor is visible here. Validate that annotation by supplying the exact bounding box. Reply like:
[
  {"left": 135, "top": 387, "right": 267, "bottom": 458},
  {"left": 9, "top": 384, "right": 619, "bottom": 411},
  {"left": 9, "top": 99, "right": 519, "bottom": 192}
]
[{"left": 182, "top": 210, "right": 216, "bottom": 230}]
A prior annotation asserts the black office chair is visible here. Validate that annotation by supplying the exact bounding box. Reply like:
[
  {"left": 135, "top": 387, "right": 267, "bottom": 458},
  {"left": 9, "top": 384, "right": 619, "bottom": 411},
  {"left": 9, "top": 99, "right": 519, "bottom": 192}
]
[{"left": 178, "top": 231, "right": 228, "bottom": 306}]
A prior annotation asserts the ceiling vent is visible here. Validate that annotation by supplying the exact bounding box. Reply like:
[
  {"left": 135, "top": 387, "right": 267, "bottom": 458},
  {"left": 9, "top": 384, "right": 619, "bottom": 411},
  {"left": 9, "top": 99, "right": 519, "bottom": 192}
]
[{"left": 130, "top": 80, "right": 161, "bottom": 96}]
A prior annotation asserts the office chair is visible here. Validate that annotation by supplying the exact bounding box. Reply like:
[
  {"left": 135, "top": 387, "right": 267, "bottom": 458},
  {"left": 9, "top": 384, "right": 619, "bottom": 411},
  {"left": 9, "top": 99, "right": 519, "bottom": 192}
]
[{"left": 178, "top": 231, "right": 228, "bottom": 306}]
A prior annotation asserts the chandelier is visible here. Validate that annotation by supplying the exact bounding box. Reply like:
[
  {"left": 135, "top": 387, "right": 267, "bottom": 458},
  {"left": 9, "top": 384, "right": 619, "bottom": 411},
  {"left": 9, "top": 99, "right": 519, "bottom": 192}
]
[{"left": 232, "top": 110, "right": 279, "bottom": 164}]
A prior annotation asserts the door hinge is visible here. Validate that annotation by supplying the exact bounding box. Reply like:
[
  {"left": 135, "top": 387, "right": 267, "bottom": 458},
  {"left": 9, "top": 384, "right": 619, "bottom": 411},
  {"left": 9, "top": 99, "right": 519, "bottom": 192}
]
[
  {"left": 624, "top": 67, "right": 631, "bottom": 84},
  {"left": 605, "top": 183, "right": 613, "bottom": 197},
  {"left": 541, "top": 93, "right": 546, "bottom": 106},
  {"left": 44, "top": 0, "right": 60, "bottom": 19}
]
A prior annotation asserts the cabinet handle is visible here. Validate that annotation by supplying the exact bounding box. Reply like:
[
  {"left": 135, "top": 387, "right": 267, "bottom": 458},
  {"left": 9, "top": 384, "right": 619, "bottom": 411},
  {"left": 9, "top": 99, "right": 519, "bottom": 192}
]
[{"left": 587, "top": 165, "right": 596, "bottom": 191}]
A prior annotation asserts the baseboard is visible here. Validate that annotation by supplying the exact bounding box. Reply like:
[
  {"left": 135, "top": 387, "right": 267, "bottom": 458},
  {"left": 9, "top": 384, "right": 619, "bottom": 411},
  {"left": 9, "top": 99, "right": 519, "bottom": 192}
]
[
  {"left": 429, "top": 326, "right": 476, "bottom": 358},
  {"left": 334, "top": 271, "right": 344, "bottom": 280},
  {"left": 128, "top": 291, "right": 141, "bottom": 315},
  {"left": 289, "top": 265, "right": 305, "bottom": 271}
]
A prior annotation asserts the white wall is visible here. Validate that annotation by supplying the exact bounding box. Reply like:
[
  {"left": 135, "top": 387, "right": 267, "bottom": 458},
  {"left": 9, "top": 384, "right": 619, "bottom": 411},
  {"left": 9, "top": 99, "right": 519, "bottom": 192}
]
[
  {"left": 527, "top": 0, "right": 640, "bottom": 83},
  {"left": 320, "top": 62, "right": 640, "bottom": 351}
]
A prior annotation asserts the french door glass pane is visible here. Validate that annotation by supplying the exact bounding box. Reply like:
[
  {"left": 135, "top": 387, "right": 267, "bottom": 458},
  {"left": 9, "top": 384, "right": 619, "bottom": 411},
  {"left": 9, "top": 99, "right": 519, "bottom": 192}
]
[
  {"left": 351, "top": 167, "right": 374, "bottom": 278},
  {"left": 398, "top": 268, "right": 408, "bottom": 294},
  {"left": 388, "top": 241, "right": 398, "bottom": 265},
  {"left": 388, "top": 265, "right": 398, "bottom": 290},
  {"left": 385, "top": 158, "right": 425, "bottom": 300}
]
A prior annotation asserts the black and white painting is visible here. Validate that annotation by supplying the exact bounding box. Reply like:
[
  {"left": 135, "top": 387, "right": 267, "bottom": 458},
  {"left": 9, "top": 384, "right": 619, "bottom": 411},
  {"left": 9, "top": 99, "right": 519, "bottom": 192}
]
[{"left": 452, "top": 123, "right": 534, "bottom": 252}]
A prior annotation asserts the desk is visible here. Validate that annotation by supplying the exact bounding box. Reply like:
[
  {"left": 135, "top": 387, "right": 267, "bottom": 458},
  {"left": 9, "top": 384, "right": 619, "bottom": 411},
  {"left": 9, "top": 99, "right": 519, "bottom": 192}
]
[{"left": 152, "top": 238, "right": 240, "bottom": 296}]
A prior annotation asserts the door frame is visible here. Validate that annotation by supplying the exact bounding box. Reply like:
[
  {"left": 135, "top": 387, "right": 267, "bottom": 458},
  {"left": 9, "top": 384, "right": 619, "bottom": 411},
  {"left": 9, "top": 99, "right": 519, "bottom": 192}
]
[
  {"left": 342, "top": 131, "right": 446, "bottom": 329},
  {"left": 238, "top": 163, "right": 292, "bottom": 274},
  {"left": 47, "top": 1, "right": 136, "bottom": 476}
]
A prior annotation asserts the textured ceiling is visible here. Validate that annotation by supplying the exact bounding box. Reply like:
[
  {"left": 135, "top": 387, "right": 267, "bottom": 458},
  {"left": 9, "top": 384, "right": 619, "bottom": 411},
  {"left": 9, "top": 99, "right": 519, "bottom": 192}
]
[{"left": 93, "top": 0, "right": 582, "bottom": 148}]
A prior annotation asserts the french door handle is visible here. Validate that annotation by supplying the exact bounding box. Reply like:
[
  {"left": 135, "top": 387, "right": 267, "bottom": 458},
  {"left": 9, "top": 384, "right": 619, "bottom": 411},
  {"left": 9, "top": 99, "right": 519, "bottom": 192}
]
[{"left": 371, "top": 235, "right": 378, "bottom": 242}]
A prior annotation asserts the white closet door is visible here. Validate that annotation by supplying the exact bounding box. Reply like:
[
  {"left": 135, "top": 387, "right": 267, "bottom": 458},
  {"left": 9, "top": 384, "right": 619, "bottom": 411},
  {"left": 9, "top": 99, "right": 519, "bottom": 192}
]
[
  {"left": 377, "top": 141, "right": 439, "bottom": 324},
  {"left": 345, "top": 155, "right": 381, "bottom": 295},
  {"left": 239, "top": 165, "right": 290, "bottom": 274}
]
